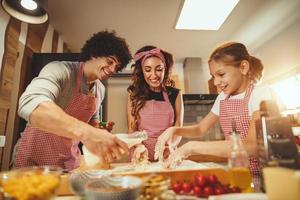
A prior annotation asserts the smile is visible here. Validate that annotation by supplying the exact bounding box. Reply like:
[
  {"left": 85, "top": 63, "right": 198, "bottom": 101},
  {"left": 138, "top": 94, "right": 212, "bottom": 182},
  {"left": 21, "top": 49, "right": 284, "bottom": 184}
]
[
  {"left": 102, "top": 68, "right": 111, "bottom": 77},
  {"left": 220, "top": 85, "right": 228, "bottom": 91},
  {"left": 149, "top": 79, "right": 160, "bottom": 84}
]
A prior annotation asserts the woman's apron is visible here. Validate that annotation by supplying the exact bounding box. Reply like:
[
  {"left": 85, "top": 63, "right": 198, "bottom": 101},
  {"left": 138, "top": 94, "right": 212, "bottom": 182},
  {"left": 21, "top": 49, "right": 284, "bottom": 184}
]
[
  {"left": 131, "top": 91, "right": 174, "bottom": 161},
  {"left": 219, "top": 84, "right": 260, "bottom": 177},
  {"left": 15, "top": 63, "right": 100, "bottom": 170}
]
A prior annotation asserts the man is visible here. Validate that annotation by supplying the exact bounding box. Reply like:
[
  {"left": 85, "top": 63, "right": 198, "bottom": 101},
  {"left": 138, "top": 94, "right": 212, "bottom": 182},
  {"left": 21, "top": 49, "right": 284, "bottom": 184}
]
[{"left": 15, "top": 31, "right": 131, "bottom": 170}]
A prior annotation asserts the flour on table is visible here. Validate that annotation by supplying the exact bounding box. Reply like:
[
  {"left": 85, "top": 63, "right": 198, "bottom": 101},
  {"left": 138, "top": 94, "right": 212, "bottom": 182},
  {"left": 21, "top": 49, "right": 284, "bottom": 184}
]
[{"left": 108, "top": 160, "right": 225, "bottom": 174}]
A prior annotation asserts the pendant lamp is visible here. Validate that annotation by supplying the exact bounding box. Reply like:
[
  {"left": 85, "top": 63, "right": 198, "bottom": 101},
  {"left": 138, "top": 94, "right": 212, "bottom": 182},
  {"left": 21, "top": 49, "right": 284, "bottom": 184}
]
[{"left": 1, "top": 0, "right": 48, "bottom": 24}]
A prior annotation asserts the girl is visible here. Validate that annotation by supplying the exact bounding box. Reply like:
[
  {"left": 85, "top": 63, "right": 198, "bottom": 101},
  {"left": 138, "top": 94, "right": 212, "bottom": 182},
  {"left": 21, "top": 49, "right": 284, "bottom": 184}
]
[
  {"left": 127, "top": 45, "right": 183, "bottom": 162},
  {"left": 155, "top": 42, "right": 274, "bottom": 178}
]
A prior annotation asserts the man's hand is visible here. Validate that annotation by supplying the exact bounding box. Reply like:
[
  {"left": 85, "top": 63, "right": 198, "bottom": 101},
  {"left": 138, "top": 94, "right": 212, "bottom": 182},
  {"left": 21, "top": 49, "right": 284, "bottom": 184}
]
[{"left": 81, "top": 127, "right": 129, "bottom": 163}]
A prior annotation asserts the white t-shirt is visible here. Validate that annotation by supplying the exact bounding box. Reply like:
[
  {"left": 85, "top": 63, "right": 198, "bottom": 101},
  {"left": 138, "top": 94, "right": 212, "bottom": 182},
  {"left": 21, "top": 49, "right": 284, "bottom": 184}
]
[{"left": 211, "top": 84, "right": 274, "bottom": 117}]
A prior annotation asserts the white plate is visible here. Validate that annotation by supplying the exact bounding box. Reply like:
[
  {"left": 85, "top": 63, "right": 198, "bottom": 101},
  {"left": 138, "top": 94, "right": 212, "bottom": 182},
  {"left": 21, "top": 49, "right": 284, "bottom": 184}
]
[{"left": 208, "top": 193, "right": 267, "bottom": 200}]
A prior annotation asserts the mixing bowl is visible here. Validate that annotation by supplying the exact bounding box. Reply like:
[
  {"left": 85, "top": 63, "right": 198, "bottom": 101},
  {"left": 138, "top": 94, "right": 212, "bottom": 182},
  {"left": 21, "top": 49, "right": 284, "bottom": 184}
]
[{"left": 0, "top": 166, "right": 61, "bottom": 200}]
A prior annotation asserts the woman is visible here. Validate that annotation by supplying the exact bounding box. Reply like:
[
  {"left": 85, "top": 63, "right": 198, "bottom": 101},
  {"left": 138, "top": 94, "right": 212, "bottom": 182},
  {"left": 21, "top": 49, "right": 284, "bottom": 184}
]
[
  {"left": 15, "top": 31, "right": 131, "bottom": 170},
  {"left": 155, "top": 42, "right": 275, "bottom": 178},
  {"left": 127, "top": 45, "right": 183, "bottom": 162}
]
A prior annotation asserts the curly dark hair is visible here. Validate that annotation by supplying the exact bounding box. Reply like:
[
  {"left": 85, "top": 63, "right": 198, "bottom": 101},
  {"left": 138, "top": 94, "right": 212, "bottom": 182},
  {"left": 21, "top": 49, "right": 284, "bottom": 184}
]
[
  {"left": 80, "top": 30, "right": 132, "bottom": 72},
  {"left": 127, "top": 45, "right": 175, "bottom": 130},
  {"left": 209, "top": 42, "right": 264, "bottom": 83}
]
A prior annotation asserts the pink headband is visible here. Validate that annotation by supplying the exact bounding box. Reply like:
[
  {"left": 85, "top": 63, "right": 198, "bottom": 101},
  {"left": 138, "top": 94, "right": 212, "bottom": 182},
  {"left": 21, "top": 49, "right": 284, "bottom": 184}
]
[{"left": 133, "top": 48, "right": 166, "bottom": 66}]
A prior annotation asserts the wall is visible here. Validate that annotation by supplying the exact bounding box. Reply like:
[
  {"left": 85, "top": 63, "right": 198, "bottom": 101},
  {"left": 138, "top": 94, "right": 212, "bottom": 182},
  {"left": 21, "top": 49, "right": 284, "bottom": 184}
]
[
  {"left": 173, "top": 0, "right": 300, "bottom": 93},
  {"left": 171, "top": 62, "right": 184, "bottom": 92},
  {"left": 106, "top": 77, "right": 131, "bottom": 133},
  {"left": 183, "top": 57, "right": 210, "bottom": 94},
  {"left": 255, "top": 18, "right": 300, "bottom": 83},
  {"left": 0, "top": 8, "right": 72, "bottom": 170}
]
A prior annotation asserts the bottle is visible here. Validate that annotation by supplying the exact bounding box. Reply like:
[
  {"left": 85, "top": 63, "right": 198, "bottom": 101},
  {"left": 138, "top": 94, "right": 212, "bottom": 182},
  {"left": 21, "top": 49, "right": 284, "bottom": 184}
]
[{"left": 228, "top": 121, "right": 252, "bottom": 192}]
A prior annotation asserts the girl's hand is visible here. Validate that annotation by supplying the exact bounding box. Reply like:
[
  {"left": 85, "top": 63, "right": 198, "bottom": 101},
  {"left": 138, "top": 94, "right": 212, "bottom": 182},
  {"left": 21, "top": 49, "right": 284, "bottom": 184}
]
[
  {"left": 154, "top": 127, "right": 176, "bottom": 162},
  {"left": 169, "top": 135, "right": 182, "bottom": 153}
]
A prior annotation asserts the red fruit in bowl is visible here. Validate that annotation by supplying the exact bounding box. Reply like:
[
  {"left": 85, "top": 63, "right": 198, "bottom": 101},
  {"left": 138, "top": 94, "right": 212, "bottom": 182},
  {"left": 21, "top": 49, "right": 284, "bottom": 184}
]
[
  {"left": 193, "top": 186, "right": 202, "bottom": 197},
  {"left": 203, "top": 186, "right": 214, "bottom": 197},
  {"left": 195, "top": 174, "right": 207, "bottom": 187},
  {"left": 208, "top": 174, "right": 219, "bottom": 185},
  {"left": 172, "top": 182, "right": 182, "bottom": 194},
  {"left": 182, "top": 181, "right": 193, "bottom": 194}
]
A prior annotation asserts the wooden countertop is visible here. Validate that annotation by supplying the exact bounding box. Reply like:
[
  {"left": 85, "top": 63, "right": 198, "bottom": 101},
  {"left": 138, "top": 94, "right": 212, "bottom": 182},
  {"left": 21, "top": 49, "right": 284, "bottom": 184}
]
[
  {"left": 187, "top": 154, "right": 227, "bottom": 163},
  {"left": 57, "top": 160, "right": 229, "bottom": 197}
]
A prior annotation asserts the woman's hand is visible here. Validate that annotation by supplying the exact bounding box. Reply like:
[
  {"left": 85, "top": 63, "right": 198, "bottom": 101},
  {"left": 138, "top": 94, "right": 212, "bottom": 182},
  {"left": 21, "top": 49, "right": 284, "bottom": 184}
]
[
  {"left": 154, "top": 127, "right": 176, "bottom": 162},
  {"left": 164, "top": 142, "right": 191, "bottom": 169},
  {"left": 81, "top": 127, "right": 129, "bottom": 163},
  {"left": 131, "top": 144, "right": 149, "bottom": 165}
]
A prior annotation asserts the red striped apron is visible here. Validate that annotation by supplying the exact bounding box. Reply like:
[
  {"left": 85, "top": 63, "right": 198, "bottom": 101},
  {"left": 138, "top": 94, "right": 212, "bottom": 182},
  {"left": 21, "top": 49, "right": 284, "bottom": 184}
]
[
  {"left": 219, "top": 84, "right": 260, "bottom": 177},
  {"left": 130, "top": 91, "right": 174, "bottom": 161},
  {"left": 15, "top": 63, "right": 100, "bottom": 170}
]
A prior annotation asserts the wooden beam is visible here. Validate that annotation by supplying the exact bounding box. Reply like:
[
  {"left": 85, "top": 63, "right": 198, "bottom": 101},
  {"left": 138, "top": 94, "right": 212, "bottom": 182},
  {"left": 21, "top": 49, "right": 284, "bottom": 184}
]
[{"left": 1, "top": 42, "right": 25, "bottom": 170}]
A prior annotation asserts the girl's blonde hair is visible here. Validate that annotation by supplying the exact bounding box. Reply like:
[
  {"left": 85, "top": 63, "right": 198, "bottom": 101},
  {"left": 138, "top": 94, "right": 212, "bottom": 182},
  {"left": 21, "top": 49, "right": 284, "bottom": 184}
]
[{"left": 209, "top": 42, "right": 263, "bottom": 83}]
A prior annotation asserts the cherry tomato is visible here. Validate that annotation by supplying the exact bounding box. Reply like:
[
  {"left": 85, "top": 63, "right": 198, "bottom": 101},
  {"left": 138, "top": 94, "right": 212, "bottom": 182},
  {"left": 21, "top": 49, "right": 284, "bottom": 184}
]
[
  {"left": 182, "top": 181, "right": 192, "bottom": 194},
  {"left": 214, "top": 186, "right": 225, "bottom": 195},
  {"left": 108, "top": 121, "right": 115, "bottom": 126},
  {"left": 223, "top": 184, "right": 232, "bottom": 193},
  {"left": 208, "top": 174, "right": 219, "bottom": 185},
  {"left": 231, "top": 186, "right": 241, "bottom": 193},
  {"left": 172, "top": 182, "right": 182, "bottom": 194},
  {"left": 194, "top": 174, "right": 207, "bottom": 187},
  {"left": 193, "top": 186, "right": 202, "bottom": 197},
  {"left": 203, "top": 186, "right": 214, "bottom": 197}
]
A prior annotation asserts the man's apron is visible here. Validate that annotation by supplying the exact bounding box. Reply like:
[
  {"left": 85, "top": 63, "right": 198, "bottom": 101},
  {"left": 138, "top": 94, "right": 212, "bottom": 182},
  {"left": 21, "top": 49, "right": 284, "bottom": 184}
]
[{"left": 15, "top": 63, "right": 100, "bottom": 170}]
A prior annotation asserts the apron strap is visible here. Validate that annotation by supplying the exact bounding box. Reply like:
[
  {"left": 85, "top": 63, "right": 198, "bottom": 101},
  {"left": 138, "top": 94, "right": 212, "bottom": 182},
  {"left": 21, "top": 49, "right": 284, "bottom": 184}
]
[
  {"left": 162, "top": 90, "right": 171, "bottom": 103},
  {"left": 74, "top": 62, "right": 84, "bottom": 93}
]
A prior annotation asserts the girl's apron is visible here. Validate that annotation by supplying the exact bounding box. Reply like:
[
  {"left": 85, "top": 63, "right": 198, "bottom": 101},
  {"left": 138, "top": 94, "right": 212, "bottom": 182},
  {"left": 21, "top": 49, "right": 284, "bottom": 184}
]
[
  {"left": 219, "top": 84, "right": 260, "bottom": 177},
  {"left": 131, "top": 91, "right": 174, "bottom": 161},
  {"left": 15, "top": 63, "right": 100, "bottom": 170}
]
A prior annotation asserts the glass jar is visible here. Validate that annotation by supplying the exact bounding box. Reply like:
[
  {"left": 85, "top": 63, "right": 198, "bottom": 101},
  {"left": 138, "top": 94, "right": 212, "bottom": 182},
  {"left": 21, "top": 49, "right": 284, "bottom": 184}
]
[{"left": 228, "top": 133, "right": 252, "bottom": 192}]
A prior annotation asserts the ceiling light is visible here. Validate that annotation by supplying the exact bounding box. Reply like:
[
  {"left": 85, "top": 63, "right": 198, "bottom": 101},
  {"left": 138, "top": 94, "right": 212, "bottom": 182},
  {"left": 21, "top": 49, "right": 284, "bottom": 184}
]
[
  {"left": 20, "top": 0, "right": 37, "bottom": 11},
  {"left": 1, "top": 0, "right": 48, "bottom": 24},
  {"left": 176, "top": 0, "right": 239, "bottom": 30}
]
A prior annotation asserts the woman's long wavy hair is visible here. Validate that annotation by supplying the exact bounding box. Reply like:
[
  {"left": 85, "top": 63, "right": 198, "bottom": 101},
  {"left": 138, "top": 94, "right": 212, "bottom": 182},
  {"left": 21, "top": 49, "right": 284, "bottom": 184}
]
[{"left": 127, "top": 45, "right": 175, "bottom": 130}]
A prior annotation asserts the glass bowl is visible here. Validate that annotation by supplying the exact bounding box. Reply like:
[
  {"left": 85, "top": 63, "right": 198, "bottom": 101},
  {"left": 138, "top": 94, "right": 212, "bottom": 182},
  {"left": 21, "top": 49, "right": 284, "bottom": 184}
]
[
  {"left": 84, "top": 175, "right": 143, "bottom": 200},
  {"left": 69, "top": 170, "right": 106, "bottom": 197},
  {"left": 0, "top": 166, "right": 62, "bottom": 200}
]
